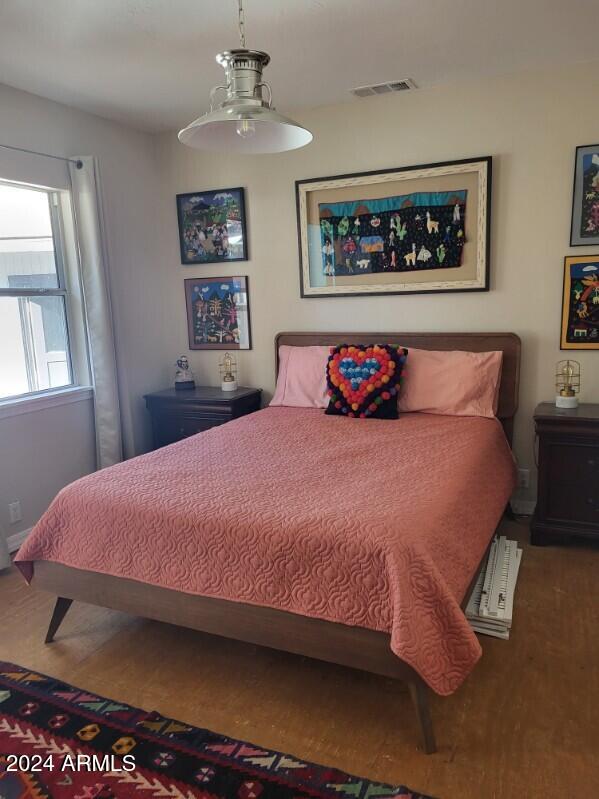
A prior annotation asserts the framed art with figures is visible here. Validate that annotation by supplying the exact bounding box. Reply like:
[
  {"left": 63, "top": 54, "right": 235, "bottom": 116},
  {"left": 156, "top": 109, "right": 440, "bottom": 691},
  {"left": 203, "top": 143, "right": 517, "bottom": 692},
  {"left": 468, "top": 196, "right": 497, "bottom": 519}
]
[
  {"left": 561, "top": 256, "right": 599, "bottom": 349},
  {"left": 295, "top": 156, "right": 491, "bottom": 297},
  {"left": 184, "top": 276, "right": 251, "bottom": 350},
  {"left": 570, "top": 145, "right": 599, "bottom": 247},
  {"left": 177, "top": 188, "right": 248, "bottom": 264}
]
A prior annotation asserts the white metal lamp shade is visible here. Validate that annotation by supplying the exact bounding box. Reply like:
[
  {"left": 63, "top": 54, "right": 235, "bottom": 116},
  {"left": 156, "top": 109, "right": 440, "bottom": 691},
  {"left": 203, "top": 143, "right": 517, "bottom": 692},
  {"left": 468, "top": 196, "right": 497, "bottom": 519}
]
[
  {"left": 179, "top": 38, "right": 313, "bottom": 155},
  {"left": 178, "top": 104, "right": 312, "bottom": 154}
]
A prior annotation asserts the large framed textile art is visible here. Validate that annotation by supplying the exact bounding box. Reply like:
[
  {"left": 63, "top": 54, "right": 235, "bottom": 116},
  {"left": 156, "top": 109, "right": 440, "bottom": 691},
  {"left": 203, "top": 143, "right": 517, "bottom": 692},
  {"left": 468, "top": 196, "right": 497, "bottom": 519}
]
[{"left": 296, "top": 157, "right": 491, "bottom": 297}]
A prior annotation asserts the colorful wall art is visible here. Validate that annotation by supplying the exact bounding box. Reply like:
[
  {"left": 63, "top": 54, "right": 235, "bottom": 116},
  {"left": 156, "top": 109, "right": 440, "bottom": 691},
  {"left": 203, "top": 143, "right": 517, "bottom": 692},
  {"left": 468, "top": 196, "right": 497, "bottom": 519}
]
[
  {"left": 570, "top": 145, "right": 599, "bottom": 247},
  {"left": 318, "top": 190, "right": 466, "bottom": 277},
  {"left": 561, "top": 256, "right": 599, "bottom": 349},
  {"left": 296, "top": 157, "right": 491, "bottom": 297},
  {"left": 177, "top": 188, "right": 248, "bottom": 264},
  {"left": 184, "top": 276, "right": 251, "bottom": 350}
]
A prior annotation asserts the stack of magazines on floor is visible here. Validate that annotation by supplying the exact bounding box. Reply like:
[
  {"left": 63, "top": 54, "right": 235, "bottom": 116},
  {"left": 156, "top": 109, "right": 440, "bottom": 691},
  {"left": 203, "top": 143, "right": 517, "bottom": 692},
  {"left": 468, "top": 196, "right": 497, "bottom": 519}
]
[{"left": 466, "top": 535, "right": 523, "bottom": 640}]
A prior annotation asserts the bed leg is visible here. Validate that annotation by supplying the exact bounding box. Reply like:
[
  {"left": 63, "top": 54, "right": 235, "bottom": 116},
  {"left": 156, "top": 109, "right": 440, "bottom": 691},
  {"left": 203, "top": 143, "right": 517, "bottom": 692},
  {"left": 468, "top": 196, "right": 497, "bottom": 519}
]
[
  {"left": 44, "top": 597, "right": 73, "bottom": 644},
  {"left": 408, "top": 679, "right": 437, "bottom": 754}
]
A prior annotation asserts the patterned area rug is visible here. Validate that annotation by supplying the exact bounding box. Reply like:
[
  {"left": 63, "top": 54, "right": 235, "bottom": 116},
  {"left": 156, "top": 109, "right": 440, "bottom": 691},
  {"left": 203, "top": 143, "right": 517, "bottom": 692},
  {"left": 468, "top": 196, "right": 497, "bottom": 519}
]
[{"left": 0, "top": 663, "right": 435, "bottom": 799}]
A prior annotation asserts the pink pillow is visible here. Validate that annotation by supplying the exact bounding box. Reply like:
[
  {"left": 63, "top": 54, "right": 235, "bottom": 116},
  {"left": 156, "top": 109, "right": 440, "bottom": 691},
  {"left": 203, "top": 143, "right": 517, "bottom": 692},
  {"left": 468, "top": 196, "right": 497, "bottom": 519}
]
[
  {"left": 270, "top": 345, "right": 330, "bottom": 408},
  {"left": 398, "top": 348, "right": 503, "bottom": 418}
]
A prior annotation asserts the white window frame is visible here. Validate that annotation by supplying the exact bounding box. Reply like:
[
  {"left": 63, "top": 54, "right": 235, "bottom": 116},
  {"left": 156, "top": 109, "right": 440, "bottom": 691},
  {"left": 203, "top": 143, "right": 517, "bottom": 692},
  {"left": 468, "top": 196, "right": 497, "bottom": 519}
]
[{"left": 0, "top": 179, "right": 91, "bottom": 410}]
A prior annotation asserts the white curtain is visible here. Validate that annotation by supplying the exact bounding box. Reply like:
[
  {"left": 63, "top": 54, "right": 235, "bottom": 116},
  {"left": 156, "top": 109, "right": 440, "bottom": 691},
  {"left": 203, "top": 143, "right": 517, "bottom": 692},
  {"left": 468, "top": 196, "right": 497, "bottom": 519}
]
[{"left": 68, "top": 157, "right": 123, "bottom": 468}]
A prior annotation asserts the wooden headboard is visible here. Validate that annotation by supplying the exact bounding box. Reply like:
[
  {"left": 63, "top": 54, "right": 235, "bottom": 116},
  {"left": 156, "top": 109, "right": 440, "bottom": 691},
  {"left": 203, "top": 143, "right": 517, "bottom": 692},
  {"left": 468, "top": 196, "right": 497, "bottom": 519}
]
[{"left": 275, "top": 332, "right": 521, "bottom": 444}]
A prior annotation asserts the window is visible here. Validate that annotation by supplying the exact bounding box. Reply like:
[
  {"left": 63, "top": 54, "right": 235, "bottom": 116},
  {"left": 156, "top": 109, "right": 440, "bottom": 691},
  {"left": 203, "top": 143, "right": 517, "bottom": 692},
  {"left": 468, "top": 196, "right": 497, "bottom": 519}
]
[{"left": 0, "top": 181, "right": 74, "bottom": 401}]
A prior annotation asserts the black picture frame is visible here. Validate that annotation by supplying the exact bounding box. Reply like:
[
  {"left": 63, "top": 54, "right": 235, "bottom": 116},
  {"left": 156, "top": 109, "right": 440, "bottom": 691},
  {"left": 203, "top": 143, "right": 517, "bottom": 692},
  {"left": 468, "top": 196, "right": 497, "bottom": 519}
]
[
  {"left": 177, "top": 188, "right": 248, "bottom": 265},
  {"left": 184, "top": 275, "right": 252, "bottom": 350},
  {"left": 570, "top": 144, "right": 599, "bottom": 247},
  {"left": 295, "top": 156, "right": 492, "bottom": 298},
  {"left": 560, "top": 255, "right": 599, "bottom": 349}
]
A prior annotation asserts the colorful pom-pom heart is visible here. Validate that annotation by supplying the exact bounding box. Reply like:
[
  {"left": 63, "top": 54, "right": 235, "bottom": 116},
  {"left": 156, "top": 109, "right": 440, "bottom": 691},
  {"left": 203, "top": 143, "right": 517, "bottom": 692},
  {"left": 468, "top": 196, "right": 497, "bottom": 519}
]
[{"left": 325, "top": 344, "right": 407, "bottom": 420}]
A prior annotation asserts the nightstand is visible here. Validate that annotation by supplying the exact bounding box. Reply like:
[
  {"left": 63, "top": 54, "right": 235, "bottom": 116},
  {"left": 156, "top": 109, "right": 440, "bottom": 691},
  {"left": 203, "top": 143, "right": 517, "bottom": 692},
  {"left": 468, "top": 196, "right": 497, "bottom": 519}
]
[
  {"left": 531, "top": 402, "right": 599, "bottom": 545},
  {"left": 144, "top": 386, "right": 262, "bottom": 450}
]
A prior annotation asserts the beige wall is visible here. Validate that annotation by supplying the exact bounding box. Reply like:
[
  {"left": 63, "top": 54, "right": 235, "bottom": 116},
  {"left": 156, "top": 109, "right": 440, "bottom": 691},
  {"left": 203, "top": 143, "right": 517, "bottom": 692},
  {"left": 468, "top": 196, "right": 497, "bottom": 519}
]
[
  {"left": 0, "top": 399, "right": 96, "bottom": 541},
  {"left": 154, "top": 61, "right": 599, "bottom": 505},
  {"left": 0, "top": 82, "right": 165, "bottom": 544},
  {"left": 0, "top": 82, "right": 171, "bottom": 457}
]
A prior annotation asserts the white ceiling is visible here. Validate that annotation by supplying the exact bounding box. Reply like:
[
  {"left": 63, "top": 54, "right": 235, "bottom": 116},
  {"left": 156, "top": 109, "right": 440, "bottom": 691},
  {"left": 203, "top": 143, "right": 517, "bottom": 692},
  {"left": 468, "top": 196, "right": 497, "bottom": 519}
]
[{"left": 0, "top": 0, "right": 596, "bottom": 133}]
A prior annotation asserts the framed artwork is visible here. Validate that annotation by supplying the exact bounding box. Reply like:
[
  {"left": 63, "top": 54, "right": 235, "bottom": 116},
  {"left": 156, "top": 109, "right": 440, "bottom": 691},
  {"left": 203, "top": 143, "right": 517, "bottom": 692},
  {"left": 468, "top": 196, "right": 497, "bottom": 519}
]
[
  {"left": 561, "top": 256, "right": 599, "bottom": 349},
  {"left": 177, "top": 188, "right": 248, "bottom": 264},
  {"left": 295, "top": 156, "right": 491, "bottom": 297},
  {"left": 570, "top": 145, "right": 599, "bottom": 246},
  {"left": 184, "top": 276, "right": 251, "bottom": 350}
]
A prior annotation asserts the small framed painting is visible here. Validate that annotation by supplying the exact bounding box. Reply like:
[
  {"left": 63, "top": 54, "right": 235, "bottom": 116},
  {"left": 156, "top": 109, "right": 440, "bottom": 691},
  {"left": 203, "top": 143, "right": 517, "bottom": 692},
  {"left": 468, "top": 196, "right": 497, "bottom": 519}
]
[
  {"left": 184, "top": 276, "right": 251, "bottom": 350},
  {"left": 561, "top": 256, "right": 599, "bottom": 349},
  {"left": 295, "top": 156, "right": 491, "bottom": 297},
  {"left": 570, "top": 145, "right": 599, "bottom": 246},
  {"left": 177, "top": 188, "right": 248, "bottom": 264}
]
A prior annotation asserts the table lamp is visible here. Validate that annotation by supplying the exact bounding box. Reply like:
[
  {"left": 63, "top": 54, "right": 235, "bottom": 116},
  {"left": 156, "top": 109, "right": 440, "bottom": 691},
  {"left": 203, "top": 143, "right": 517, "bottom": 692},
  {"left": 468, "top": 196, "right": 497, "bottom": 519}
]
[
  {"left": 555, "top": 359, "right": 580, "bottom": 408},
  {"left": 220, "top": 352, "right": 238, "bottom": 392}
]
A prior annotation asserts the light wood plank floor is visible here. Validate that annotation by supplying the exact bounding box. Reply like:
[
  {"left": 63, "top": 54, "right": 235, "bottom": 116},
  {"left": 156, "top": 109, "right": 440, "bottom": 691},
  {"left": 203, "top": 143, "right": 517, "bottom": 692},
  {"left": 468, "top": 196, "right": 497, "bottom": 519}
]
[{"left": 1, "top": 519, "right": 597, "bottom": 798}]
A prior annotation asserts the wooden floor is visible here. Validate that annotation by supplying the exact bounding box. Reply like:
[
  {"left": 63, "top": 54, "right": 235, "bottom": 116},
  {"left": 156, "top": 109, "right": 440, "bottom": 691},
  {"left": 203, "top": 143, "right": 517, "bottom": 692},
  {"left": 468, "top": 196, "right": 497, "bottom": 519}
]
[{"left": 1, "top": 519, "right": 598, "bottom": 798}]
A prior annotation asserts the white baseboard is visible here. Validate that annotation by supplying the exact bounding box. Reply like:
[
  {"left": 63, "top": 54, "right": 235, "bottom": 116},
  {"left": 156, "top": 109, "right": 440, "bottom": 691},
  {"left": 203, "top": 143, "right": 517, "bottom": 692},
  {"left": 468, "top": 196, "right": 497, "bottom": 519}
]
[
  {"left": 511, "top": 499, "right": 536, "bottom": 516},
  {"left": 7, "top": 527, "right": 32, "bottom": 554}
]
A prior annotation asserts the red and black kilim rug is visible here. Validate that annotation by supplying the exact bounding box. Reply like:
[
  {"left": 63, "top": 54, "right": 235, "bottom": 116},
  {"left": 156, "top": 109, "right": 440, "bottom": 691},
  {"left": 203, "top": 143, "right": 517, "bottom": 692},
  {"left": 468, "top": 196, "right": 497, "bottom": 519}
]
[{"left": 0, "top": 663, "right": 435, "bottom": 799}]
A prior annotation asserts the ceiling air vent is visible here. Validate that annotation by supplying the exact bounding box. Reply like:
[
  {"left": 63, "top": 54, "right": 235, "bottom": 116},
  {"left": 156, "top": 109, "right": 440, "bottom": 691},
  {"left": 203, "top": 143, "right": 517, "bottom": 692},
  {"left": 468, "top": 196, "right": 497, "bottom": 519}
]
[{"left": 350, "top": 79, "right": 417, "bottom": 98}]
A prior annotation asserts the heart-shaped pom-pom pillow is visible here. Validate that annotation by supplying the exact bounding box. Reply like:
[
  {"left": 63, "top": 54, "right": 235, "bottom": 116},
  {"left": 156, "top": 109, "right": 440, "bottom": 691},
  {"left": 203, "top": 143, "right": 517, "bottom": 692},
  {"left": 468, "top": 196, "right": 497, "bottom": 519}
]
[{"left": 325, "top": 344, "right": 408, "bottom": 419}]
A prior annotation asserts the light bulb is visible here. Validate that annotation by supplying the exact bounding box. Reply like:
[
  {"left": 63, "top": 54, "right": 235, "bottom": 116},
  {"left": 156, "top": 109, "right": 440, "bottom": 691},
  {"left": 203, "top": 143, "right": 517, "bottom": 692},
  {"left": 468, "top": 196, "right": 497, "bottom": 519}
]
[
  {"left": 236, "top": 119, "right": 256, "bottom": 139},
  {"left": 562, "top": 363, "right": 573, "bottom": 384}
]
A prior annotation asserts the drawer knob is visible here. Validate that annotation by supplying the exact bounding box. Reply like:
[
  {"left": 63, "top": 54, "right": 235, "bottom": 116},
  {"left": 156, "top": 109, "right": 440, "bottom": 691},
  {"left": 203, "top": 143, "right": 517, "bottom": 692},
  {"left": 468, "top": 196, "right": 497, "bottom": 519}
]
[
  {"left": 587, "top": 497, "right": 596, "bottom": 508},
  {"left": 589, "top": 458, "right": 596, "bottom": 467},
  {"left": 179, "top": 427, "right": 185, "bottom": 435}
]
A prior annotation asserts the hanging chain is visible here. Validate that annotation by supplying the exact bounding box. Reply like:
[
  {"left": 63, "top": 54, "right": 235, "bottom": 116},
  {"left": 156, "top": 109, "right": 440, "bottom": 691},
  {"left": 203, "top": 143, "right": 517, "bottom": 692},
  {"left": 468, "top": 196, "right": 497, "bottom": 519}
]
[{"left": 238, "top": 0, "right": 246, "bottom": 48}]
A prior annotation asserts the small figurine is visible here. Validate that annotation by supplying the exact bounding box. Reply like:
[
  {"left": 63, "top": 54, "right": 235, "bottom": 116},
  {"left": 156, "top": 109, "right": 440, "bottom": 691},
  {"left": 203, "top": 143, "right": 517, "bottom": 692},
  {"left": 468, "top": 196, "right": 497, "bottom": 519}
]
[{"left": 174, "top": 356, "right": 195, "bottom": 391}]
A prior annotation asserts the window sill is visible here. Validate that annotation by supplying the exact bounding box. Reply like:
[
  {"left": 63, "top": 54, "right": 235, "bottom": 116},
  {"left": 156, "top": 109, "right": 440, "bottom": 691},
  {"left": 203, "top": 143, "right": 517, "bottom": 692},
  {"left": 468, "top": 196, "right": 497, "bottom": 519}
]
[{"left": 0, "top": 386, "right": 94, "bottom": 421}]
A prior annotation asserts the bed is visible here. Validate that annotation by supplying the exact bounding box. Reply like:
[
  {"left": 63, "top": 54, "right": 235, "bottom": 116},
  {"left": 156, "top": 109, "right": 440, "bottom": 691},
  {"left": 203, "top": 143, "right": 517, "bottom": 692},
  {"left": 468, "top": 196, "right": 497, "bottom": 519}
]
[{"left": 16, "top": 331, "right": 521, "bottom": 754}]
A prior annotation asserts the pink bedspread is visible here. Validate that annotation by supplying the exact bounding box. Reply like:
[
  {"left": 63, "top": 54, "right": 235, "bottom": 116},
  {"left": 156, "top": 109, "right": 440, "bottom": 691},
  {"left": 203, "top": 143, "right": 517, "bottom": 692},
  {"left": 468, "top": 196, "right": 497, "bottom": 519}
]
[{"left": 16, "top": 407, "right": 515, "bottom": 695}]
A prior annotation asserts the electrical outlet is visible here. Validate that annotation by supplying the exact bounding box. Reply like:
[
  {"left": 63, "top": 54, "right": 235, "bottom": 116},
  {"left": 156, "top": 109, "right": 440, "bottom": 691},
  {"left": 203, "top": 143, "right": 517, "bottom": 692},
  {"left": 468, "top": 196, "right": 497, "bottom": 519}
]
[
  {"left": 517, "top": 469, "right": 530, "bottom": 489},
  {"left": 8, "top": 500, "right": 22, "bottom": 524}
]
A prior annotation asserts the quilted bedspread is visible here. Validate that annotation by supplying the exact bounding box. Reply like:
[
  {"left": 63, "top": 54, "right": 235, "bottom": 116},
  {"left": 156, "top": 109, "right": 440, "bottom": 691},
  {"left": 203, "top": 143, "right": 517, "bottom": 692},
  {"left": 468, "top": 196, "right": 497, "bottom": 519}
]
[{"left": 16, "top": 407, "right": 516, "bottom": 695}]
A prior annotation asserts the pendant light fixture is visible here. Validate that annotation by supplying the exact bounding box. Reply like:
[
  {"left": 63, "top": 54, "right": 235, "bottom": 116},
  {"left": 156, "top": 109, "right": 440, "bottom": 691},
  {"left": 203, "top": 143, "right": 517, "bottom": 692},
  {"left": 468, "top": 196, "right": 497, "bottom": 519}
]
[{"left": 178, "top": 0, "right": 313, "bottom": 154}]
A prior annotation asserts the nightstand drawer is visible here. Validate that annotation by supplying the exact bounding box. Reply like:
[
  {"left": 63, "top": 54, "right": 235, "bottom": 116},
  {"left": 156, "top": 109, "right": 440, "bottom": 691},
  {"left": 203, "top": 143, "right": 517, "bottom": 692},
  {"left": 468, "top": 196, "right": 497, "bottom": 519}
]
[
  {"left": 546, "top": 481, "right": 599, "bottom": 526},
  {"left": 153, "top": 414, "right": 224, "bottom": 447},
  {"left": 547, "top": 442, "right": 599, "bottom": 485},
  {"left": 144, "top": 386, "right": 262, "bottom": 451}
]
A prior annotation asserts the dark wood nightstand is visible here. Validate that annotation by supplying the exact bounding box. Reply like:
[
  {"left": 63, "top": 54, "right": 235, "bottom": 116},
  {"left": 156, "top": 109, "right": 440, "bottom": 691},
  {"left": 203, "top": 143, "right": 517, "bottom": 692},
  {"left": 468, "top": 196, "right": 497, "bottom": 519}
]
[
  {"left": 144, "top": 386, "right": 262, "bottom": 450},
  {"left": 531, "top": 402, "right": 599, "bottom": 545}
]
